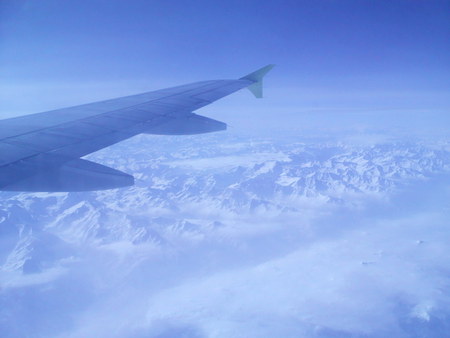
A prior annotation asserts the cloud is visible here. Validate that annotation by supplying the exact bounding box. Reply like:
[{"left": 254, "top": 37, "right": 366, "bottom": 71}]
[
  {"left": 50, "top": 179, "right": 450, "bottom": 338},
  {"left": 2, "top": 129, "right": 450, "bottom": 337},
  {"left": 136, "top": 209, "right": 450, "bottom": 337},
  {"left": 0, "top": 266, "right": 67, "bottom": 289}
]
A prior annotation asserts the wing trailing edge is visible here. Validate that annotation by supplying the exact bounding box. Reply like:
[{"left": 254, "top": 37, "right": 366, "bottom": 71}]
[
  {"left": 1, "top": 159, "right": 134, "bottom": 192},
  {"left": 144, "top": 113, "right": 226, "bottom": 135}
]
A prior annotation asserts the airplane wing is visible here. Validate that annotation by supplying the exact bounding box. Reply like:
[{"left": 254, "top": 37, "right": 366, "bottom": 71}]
[{"left": 0, "top": 65, "right": 274, "bottom": 192}]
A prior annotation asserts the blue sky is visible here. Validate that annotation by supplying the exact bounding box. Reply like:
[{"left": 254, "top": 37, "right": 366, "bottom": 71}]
[
  {"left": 1, "top": 0, "right": 449, "bottom": 86},
  {"left": 1, "top": 0, "right": 449, "bottom": 135}
]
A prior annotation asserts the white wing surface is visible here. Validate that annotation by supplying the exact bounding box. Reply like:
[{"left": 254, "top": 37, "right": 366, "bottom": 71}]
[{"left": 0, "top": 65, "right": 274, "bottom": 191}]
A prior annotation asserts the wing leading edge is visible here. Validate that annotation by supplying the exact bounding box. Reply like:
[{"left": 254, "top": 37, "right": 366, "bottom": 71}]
[{"left": 0, "top": 65, "right": 274, "bottom": 192}]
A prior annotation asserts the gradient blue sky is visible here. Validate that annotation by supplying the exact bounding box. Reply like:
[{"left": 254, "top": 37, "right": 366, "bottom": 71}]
[{"left": 1, "top": 0, "right": 449, "bottom": 125}]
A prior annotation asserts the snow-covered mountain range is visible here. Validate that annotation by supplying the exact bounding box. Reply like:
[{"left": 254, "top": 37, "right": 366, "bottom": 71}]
[{"left": 1, "top": 132, "right": 450, "bottom": 337}]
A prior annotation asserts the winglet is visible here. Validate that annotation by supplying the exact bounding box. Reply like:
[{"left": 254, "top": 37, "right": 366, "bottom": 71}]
[{"left": 240, "top": 64, "right": 275, "bottom": 98}]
